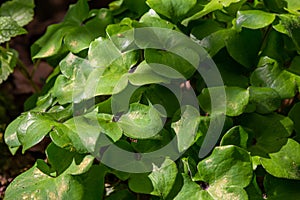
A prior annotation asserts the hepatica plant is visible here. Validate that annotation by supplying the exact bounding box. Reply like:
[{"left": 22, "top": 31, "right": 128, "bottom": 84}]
[{"left": 3, "top": 0, "right": 300, "bottom": 199}]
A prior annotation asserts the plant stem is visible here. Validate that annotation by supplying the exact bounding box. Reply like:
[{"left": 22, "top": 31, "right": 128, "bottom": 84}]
[
  {"left": 17, "top": 59, "right": 40, "bottom": 93},
  {"left": 31, "top": 59, "right": 41, "bottom": 77}
]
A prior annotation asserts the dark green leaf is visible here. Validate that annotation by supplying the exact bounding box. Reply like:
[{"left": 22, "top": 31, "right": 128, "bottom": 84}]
[
  {"left": 288, "top": 102, "right": 300, "bottom": 139},
  {"left": 226, "top": 29, "right": 262, "bottom": 68},
  {"left": 264, "top": 174, "right": 300, "bottom": 199},
  {"left": 240, "top": 113, "right": 294, "bottom": 156},
  {"left": 45, "top": 142, "right": 76, "bottom": 176}
]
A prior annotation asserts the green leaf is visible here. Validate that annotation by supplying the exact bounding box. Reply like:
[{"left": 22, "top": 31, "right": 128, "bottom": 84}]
[
  {"left": 171, "top": 106, "right": 200, "bottom": 152},
  {"left": 142, "top": 84, "right": 180, "bottom": 117},
  {"left": 198, "top": 86, "right": 249, "bottom": 116},
  {"left": 78, "top": 165, "right": 109, "bottom": 200},
  {"left": 273, "top": 14, "right": 300, "bottom": 50},
  {"left": 146, "top": 0, "right": 196, "bottom": 21},
  {"left": 284, "top": 0, "right": 300, "bottom": 13},
  {"left": 50, "top": 122, "right": 88, "bottom": 154},
  {"left": 235, "top": 10, "right": 275, "bottom": 30},
  {"left": 245, "top": 175, "right": 263, "bottom": 200},
  {"left": 4, "top": 155, "right": 94, "bottom": 200},
  {"left": 4, "top": 115, "right": 23, "bottom": 155},
  {"left": 52, "top": 53, "right": 94, "bottom": 104},
  {"left": 128, "top": 61, "right": 170, "bottom": 86},
  {"left": 220, "top": 126, "right": 253, "bottom": 149},
  {"left": 61, "top": 112, "right": 109, "bottom": 154},
  {"left": 17, "top": 112, "right": 56, "bottom": 153},
  {"left": 199, "top": 29, "right": 236, "bottom": 57},
  {"left": 131, "top": 129, "right": 172, "bottom": 153},
  {"left": 144, "top": 49, "right": 196, "bottom": 79},
  {"left": 140, "top": 10, "right": 177, "bottom": 29},
  {"left": 240, "top": 113, "right": 294, "bottom": 157},
  {"left": 64, "top": 9, "right": 113, "bottom": 53},
  {"left": 177, "top": 145, "right": 253, "bottom": 199},
  {"left": 191, "top": 19, "right": 224, "bottom": 40},
  {"left": 174, "top": 174, "right": 211, "bottom": 200},
  {"left": 118, "top": 103, "right": 164, "bottom": 139},
  {"left": 0, "top": 48, "right": 17, "bottom": 84},
  {"left": 264, "top": 174, "right": 300, "bottom": 199},
  {"left": 32, "top": 0, "right": 113, "bottom": 58},
  {"left": 226, "top": 29, "right": 262, "bottom": 68},
  {"left": 105, "top": 18, "right": 136, "bottom": 52},
  {"left": 97, "top": 113, "right": 122, "bottom": 142},
  {"left": 182, "top": 0, "right": 241, "bottom": 26},
  {"left": 149, "top": 158, "right": 178, "bottom": 198},
  {"left": 248, "top": 86, "right": 281, "bottom": 114},
  {"left": 250, "top": 57, "right": 300, "bottom": 99},
  {"left": 88, "top": 37, "right": 122, "bottom": 67},
  {"left": 261, "top": 139, "right": 300, "bottom": 180},
  {"left": 0, "top": 0, "right": 34, "bottom": 27},
  {"left": 0, "top": 16, "right": 26, "bottom": 44},
  {"left": 123, "top": 0, "right": 149, "bottom": 17},
  {"left": 63, "top": 0, "right": 89, "bottom": 24},
  {"left": 31, "top": 24, "right": 67, "bottom": 59},
  {"left": 93, "top": 51, "right": 138, "bottom": 96}
]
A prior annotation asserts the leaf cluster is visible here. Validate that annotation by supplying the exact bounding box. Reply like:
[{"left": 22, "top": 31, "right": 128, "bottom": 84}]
[{"left": 3, "top": 0, "right": 300, "bottom": 199}]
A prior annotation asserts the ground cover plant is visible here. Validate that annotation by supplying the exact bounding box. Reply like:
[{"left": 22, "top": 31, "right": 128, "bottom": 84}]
[{"left": 1, "top": 0, "right": 300, "bottom": 199}]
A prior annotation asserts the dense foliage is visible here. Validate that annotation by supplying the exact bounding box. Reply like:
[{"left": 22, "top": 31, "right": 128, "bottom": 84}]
[{"left": 1, "top": 0, "right": 300, "bottom": 199}]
